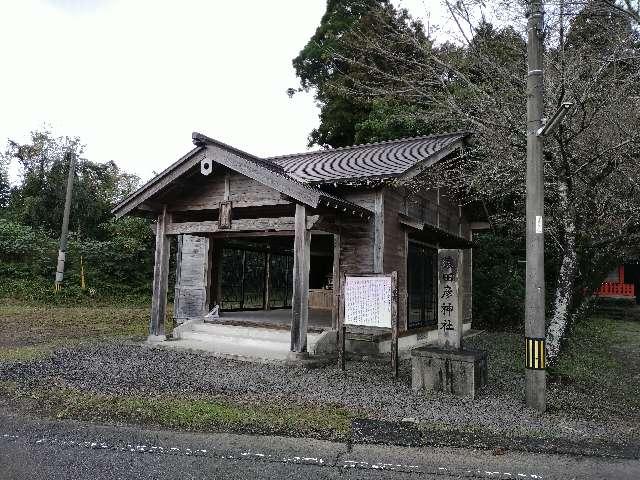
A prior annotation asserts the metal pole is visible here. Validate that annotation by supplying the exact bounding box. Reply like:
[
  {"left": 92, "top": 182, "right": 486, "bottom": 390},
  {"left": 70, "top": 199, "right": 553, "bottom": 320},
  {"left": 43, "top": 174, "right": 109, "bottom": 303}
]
[
  {"left": 525, "top": 0, "right": 546, "bottom": 412},
  {"left": 54, "top": 151, "right": 76, "bottom": 291}
]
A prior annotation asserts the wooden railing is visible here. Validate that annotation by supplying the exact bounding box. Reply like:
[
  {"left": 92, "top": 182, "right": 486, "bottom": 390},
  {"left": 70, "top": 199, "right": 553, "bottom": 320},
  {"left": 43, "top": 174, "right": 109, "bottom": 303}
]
[{"left": 309, "top": 289, "right": 333, "bottom": 309}]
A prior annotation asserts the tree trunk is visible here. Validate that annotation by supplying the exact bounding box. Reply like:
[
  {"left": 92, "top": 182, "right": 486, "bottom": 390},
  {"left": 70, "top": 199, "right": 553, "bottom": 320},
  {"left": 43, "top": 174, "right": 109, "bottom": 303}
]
[{"left": 546, "top": 178, "right": 578, "bottom": 363}]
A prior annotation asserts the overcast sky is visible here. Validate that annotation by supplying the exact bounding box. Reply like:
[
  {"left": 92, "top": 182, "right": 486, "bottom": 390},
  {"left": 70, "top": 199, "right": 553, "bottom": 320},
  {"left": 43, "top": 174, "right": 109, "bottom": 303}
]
[{"left": 1, "top": 0, "right": 445, "bottom": 184}]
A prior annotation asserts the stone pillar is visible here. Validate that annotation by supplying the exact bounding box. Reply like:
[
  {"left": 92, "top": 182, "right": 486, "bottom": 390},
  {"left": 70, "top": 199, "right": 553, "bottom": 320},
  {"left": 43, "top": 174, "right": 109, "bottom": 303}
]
[
  {"left": 149, "top": 206, "right": 171, "bottom": 342},
  {"left": 290, "top": 204, "right": 310, "bottom": 356},
  {"left": 437, "top": 249, "right": 464, "bottom": 350},
  {"left": 412, "top": 248, "right": 487, "bottom": 398}
]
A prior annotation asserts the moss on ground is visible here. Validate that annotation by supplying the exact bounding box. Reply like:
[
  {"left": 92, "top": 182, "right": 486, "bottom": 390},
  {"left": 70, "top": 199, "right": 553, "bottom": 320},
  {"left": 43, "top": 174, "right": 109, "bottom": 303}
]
[
  {"left": 549, "top": 314, "right": 640, "bottom": 417},
  {"left": 0, "top": 381, "right": 353, "bottom": 440}
]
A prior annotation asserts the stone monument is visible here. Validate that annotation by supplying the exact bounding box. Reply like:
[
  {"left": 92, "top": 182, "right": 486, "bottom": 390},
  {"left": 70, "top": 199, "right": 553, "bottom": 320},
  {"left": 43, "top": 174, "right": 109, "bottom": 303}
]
[{"left": 411, "top": 249, "right": 487, "bottom": 398}]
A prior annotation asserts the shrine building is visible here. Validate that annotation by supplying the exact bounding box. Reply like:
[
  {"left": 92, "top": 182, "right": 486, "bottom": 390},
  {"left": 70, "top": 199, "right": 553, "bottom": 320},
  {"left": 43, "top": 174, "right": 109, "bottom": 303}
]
[{"left": 112, "top": 132, "right": 489, "bottom": 360}]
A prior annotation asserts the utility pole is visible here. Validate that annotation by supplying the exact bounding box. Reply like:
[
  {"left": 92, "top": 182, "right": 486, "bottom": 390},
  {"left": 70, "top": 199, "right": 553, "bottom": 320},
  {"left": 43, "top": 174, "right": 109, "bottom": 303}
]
[
  {"left": 54, "top": 151, "right": 76, "bottom": 292},
  {"left": 525, "top": 0, "right": 546, "bottom": 412}
]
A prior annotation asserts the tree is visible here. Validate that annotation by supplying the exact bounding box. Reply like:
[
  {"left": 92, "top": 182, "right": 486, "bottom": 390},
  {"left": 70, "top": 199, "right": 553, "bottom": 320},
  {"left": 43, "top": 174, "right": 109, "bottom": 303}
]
[
  {"left": 291, "top": 0, "right": 434, "bottom": 147},
  {"left": 0, "top": 128, "right": 153, "bottom": 301},
  {"left": 2, "top": 129, "right": 140, "bottom": 239},
  {"left": 317, "top": 0, "right": 640, "bottom": 361}
]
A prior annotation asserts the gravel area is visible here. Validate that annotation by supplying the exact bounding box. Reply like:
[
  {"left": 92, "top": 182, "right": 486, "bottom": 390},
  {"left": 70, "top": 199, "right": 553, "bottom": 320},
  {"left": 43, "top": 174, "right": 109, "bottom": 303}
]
[{"left": 1, "top": 335, "right": 638, "bottom": 444}]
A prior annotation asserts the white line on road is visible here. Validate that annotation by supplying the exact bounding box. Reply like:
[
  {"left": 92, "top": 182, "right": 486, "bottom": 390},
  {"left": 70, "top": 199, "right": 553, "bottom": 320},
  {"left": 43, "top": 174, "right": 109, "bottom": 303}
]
[{"left": 1, "top": 432, "right": 544, "bottom": 478}]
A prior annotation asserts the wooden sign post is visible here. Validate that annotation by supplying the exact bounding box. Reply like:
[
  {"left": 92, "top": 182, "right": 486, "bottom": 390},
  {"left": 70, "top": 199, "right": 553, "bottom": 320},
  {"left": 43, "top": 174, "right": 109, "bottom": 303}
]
[{"left": 338, "top": 271, "right": 398, "bottom": 377}]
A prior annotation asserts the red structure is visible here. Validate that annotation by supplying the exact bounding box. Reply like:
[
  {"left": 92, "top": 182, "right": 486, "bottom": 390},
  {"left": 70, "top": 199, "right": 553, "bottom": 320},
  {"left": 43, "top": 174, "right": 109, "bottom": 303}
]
[{"left": 596, "top": 265, "right": 635, "bottom": 298}]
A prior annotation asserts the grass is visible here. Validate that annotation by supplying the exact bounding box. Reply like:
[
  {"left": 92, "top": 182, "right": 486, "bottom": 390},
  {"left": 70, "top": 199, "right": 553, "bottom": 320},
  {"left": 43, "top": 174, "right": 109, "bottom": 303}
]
[
  {"left": 0, "top": 300, "right": 353, "bottom": 440},
  {"left": 549, "top": 313, "right": 640, "bottom": 417},
  {"left": 0, "top": 381, "right": 354, "bottom": 440},
  {"left": 0, "top": 300, "right": 170, "bottom": 361},
  {"left": 553, "top": 315, "right": 622, "bottom": 382}
]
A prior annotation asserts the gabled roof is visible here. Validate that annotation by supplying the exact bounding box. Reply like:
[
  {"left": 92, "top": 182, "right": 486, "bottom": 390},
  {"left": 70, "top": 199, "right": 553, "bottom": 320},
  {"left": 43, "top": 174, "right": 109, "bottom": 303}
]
[
  {"left": 269, "top": 132, "right": 469, "bottom": 184},
  {"left": 112, "top": 133, "right": 372, "bottom": 219},
  {"left": 112, "top": 131, "right": 469, "bottom": 219}
]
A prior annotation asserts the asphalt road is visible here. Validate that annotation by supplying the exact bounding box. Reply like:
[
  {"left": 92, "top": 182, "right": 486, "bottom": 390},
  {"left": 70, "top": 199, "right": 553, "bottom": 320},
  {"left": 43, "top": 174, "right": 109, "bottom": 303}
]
[{"left": 0, "top": 409, "right": 638, "bottom": 480}]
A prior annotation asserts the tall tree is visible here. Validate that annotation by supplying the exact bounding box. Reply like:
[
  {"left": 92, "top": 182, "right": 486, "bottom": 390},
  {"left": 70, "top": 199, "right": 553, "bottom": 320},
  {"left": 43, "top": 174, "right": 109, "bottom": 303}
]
[
  {"left": 291, "top": 0, "right": 433, "bottom": 147},
  {"left": 318, "top": 0, "right": 640, "bottom": 360}
]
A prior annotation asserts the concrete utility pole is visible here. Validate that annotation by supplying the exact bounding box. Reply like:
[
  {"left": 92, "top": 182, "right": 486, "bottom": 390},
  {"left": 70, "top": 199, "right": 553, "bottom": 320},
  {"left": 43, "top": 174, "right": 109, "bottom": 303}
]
[
  {"left": 525, "top": 0, "right": 546, "bottom": 412},
  {"left": 54, "top": 151, "right": 76, "bottom": 292}
]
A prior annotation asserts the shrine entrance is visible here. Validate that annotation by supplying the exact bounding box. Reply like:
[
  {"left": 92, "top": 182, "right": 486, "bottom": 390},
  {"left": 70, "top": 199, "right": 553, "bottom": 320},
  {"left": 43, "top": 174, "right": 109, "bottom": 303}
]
[{"left": 209, "top": 234, "right": 336, "bottom": 330}]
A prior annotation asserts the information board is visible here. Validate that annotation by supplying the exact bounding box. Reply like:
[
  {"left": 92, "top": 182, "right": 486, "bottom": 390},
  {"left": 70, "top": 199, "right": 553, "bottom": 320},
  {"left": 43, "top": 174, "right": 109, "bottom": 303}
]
[
  {"left": 338, "top": 271, "right": 398, "bottom": 377},
  {"left": 344, "top": 276, "right": 392, "bottom": 328}
]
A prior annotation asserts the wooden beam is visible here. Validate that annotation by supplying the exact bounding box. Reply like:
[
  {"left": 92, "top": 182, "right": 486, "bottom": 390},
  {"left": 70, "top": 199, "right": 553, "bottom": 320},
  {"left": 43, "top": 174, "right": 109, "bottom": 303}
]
[
  {"left": 211, "top": 240, "right": 223, "bottom": 306},
  {"left": 290, "top": 204, "right": 310, "bottom": 354},
  {"left": 224, "top": 171, "right": 230, "bottom": 201},
  {"left": 163, "top": 216, "right": 320, "bottom": 235},
  {"left": 202, "top": 144, "right": 320, "bottom": 208},
  {"left": 332, "top": 231, "right": 341, "bottom": 330},
  {"left": 470, "top": 221, "right": 491, "bottom": 230},
  {"left": 149, "top": 206, "right": 171, "bottom": 340},
  {"left": 165, "top": 217, "right": 296, "bottom": 235},
  {"left": 373, "top": 189, "right": 384, "bottom": 273},
  {"left": 113, "top": 147, "right": 204, "bottom": 218},
  {"left": 168, "top": 198, "right": 292, "bottom": 212}
]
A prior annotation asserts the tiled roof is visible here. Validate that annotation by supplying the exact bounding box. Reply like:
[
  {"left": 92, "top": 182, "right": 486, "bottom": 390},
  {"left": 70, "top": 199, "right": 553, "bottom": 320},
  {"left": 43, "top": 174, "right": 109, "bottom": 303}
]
[{"left": 268, "top": 132, "right": 468, "bottom": 183}]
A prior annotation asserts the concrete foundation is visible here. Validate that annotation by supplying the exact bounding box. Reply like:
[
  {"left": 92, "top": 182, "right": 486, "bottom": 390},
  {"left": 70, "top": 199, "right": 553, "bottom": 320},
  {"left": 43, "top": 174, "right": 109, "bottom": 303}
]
[
  {"left": 169, "top": 319, "right": 334, "bottom": 362},
  {"left": 411, "top": 346, "right": 487, "bottom": 399}
]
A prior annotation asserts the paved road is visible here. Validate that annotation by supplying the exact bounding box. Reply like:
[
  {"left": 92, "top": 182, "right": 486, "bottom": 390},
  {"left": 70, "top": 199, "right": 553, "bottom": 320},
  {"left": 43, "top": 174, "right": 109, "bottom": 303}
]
[{"left": 0, "top": 410, "right": 638, "bottom": 479}]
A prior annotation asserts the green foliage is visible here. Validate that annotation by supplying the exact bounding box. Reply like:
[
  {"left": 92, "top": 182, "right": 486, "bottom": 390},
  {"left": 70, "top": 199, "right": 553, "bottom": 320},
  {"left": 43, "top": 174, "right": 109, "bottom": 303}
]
[
  {"left": 0, "top": 129, "right": 155, "bottom": 304},
  {"left": 353, "top": 100, "right": 435, "bottom": 144},
  {"left": 2, "top": 130, "right": 140, "bottom": 239},
  {"left": 292, "top": 0, "right": 430, "bottom": 147},
  {"left": 0, "top": 217, "right": 153, "bottom": 303},
  {"left": 472, "top": 231, "right": 525, "bottom": 331}
]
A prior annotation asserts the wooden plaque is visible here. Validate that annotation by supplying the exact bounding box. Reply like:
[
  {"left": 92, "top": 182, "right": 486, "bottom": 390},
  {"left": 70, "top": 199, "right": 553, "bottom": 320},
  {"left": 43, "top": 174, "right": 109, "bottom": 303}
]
[{"left": 218, "top": 201, "right": 232, "bottom": 229}]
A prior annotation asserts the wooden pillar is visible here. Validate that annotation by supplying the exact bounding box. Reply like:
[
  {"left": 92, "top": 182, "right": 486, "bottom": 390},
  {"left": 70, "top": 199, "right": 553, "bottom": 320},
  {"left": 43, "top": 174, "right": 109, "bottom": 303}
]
[
  {"left": 208, "top": 240, "right": 223, "bottom": 307},
  {"left": 264, "top": 252, "right": 271, "bottom": 310},
  {"left": 149, "top": 206, "right": 171, "bottom": 341},
  {"left": 373, "top": 189, "right": 384, "bottom": 273},
  {"left": 290, "top": 204, "right": 311, "bottom": 355},
  {"left": 619, "top": 264, "right": 625, "bottom": 284},
  {"left": 331, "top": 232, "right": 341, "bottom": 329}
]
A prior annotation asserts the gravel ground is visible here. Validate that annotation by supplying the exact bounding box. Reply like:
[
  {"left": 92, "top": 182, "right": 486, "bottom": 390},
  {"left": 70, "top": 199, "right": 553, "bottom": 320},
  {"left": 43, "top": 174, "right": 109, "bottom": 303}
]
[{"left": 1, "top": 334, "right": 638, "bottom": 444}]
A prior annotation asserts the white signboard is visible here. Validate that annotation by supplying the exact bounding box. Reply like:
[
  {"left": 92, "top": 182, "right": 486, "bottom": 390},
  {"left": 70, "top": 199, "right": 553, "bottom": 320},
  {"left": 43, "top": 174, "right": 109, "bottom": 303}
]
[{"left": 344, "top": 276, "right": 392, "bottom": 328}]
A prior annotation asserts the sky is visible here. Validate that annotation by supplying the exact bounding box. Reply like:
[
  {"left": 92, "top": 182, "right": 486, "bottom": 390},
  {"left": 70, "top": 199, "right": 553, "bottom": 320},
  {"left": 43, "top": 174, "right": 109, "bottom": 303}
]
[{"left": 0, "top": 0, "right": 446, "bottom": 184}]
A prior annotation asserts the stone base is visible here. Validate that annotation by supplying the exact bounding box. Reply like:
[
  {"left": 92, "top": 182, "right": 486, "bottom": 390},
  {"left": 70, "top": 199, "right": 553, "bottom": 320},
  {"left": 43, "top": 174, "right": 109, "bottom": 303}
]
[
  {"left": 286, "top": 351, "right": 310, "bottom": 361},
  {"left": 411, "top": 346, "right": 487, "bottom": 399},
  {"left": 147, "top": 334, "right": 167, "bottom": 343}
]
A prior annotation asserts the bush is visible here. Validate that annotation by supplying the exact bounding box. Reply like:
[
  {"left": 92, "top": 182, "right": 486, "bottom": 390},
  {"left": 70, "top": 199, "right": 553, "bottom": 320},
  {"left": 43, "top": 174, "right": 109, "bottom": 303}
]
[
  {"left": 0, "top": 218, "right": 155, "bottom": 305},
  {"left": 472, "top": 231, "right": 526, "bottom": 331}
]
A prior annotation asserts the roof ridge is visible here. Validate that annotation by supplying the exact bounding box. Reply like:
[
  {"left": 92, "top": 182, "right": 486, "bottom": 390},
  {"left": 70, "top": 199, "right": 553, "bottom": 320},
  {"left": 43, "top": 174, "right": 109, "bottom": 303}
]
[{"left": 267, "top": 131, "right": 470, "bottom": 162}]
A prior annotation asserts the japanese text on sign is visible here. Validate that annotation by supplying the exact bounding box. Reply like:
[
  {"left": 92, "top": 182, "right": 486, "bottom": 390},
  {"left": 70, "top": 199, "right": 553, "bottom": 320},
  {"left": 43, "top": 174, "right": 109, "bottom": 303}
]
[
  {"left": 437, "top": 250, "right": 462, "bottom": 349},
  {"left": 344, "top": 276, "right": 392, "bottom": 328}
]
